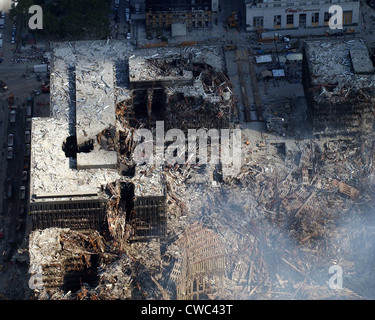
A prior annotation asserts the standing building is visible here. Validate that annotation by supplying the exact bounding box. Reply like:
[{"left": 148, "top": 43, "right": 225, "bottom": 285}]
[
  {"left": 245, "top": 0, "right": 359, "bottom": 31},
  {"left": 145, "top": 0, "right": 218, "bottom": 30}
]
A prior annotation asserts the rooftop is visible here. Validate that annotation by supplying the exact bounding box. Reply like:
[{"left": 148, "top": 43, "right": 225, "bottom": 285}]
[
  {"left": 30, "top": 40, "right": 226, "bottom": 201},
  {"left": 304, "top": 39, "right": 375, "bottom": 88}
]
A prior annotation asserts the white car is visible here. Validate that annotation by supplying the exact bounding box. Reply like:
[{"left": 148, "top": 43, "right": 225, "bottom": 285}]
[
  {"left": 10, "top": 110, "right": 16, "bottom": 123},
  {"left": 126, "top": 32, "right": 130, "bottom": 40},
  {"left": 11, "top": 37, "right": 15, "bottom": 44},
  {"left": 7, "top": 134, "right": 14, "bottom": 147}
]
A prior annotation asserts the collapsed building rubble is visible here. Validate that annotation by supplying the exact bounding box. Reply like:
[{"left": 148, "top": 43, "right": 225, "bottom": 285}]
[
  {"left": 25, "top": 39, "right": 375, "bottom": 300},
  {"left": 303, "top": 40, "right": 375, "bottom": 135},
  {"left": 168, "top": 222, "right": 226, "bottom": 300}
]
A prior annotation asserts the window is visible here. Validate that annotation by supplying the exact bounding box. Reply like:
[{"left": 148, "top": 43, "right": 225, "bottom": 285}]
[
  {"left": 274, "top": 15, "right": 281, "bottom": 26},
  {"left": 312, "top": 12, "right": 319, "bottom": 23},
  {"left": 287, "top": 14, "right": 294, "bottom": 25},
  {"left": 343, "top": 11, "right": 352, "bottom": 24},
  {"left": 253, "top": 16, "right": 264, "bottom": 28},
  {"left": 324, "top": 12, "right": 332, "bottom": 23}
]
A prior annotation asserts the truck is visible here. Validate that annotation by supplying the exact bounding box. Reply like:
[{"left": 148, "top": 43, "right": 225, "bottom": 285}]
[
  {"left": 33, "top": 64, "right": 48, "bottom": 73},
  {"left": 125, "top": 7, "right": 130, "bottom": 21}
]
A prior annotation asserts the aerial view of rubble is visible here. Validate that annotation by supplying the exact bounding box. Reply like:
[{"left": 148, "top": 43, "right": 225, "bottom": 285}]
[{"left": 1, "top": 0, "right": 375, "bottom": 305}]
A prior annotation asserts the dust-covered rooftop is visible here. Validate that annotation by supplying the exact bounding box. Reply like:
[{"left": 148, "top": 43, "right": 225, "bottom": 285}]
[{"left": 30, "top": 40, "right": 226, "bottom": 201}]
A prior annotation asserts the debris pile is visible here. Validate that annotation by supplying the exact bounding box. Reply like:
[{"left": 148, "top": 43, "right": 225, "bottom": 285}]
[{"left": 303, "top": 40, "right": 375, "bottom": 135}]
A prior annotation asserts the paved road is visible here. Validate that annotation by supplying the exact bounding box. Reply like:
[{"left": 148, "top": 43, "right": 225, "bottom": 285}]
[{"left": 0, "top": 0, "right": 43, "bottom": 297}]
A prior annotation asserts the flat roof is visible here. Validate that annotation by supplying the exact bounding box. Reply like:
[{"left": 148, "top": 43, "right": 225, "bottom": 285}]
[
  {"left": 349, "top": 48, "right": 375, "bottom": 74},
  {"left": 30, "top": 40, "right": 226, "bottom": 201},
  {"left": 30, "top": 40, "right": 134, "bottom": 200}
]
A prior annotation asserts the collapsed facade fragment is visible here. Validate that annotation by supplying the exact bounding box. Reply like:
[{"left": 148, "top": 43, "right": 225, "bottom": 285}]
[{"left": 302, "top": 39, "right": 375, "bottom": 136}]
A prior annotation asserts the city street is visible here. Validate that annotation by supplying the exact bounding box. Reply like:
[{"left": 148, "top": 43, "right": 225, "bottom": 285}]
[{"left": 0, "top": 0, "right": 44, "bottom": 298}]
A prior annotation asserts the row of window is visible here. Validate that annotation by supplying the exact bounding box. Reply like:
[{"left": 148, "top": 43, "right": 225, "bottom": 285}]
[
  {"left": 259, "top": 0, "right": 358, "bottom": 8},
  {"left": 147, "top": 20, "right": 210, "bottom": 27},
  {"left": 270, "top": 10, "right": 352, "bottom": 26},
  {"left": 148, "top": 13, "right": 210, "bottom": 19}
]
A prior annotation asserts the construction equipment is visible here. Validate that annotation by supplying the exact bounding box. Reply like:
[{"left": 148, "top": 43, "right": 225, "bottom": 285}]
[
  {"left": 41, "top": 80, "right": 50, "bottom": 93},
  {"left": 227, "top": 11, "right": 239, "bottom": 28}
]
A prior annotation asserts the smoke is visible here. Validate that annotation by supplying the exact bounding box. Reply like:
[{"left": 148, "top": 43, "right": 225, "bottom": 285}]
[{"left": 181, "top": 179, "right": 375, "bottom": 299}]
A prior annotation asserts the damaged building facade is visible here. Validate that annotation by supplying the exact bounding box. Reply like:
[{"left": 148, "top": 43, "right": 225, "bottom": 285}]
[
  {"left": 145, "top": 0, "right": 218, "bottom": 30},
  {"left": 302, "top": 39, "right": 375, "bottom": 135}
]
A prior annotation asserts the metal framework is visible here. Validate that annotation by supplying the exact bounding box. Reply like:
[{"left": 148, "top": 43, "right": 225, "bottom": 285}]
[{"left": 30, "top": 199, "right": 108, "bottom": 230}]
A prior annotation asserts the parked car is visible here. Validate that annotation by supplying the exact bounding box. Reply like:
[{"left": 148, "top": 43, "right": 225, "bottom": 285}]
[
  {"left": 25, "top": 130, "right": 31, "bottom": 143},
  {"left": 9, "top": 110, "right": 16, "bottom": 123},
  {"left": 7, "top": 134, "right": 14, "bottom": 147},
  {"left": 19, "top": 186, "right": 25, "bottom": 199},
  {"left": 11, "top": 37, "right": 15, "bottom": 44},
  {"left": 6, "top": 178, "right": 12, "bottom": 198},
  {"left": 26, "top": 118, "right": 32, "bottom": 130},
  {"left": 126, "top": 32, "right": 130, "bottom": 40},
  {"left": 25, "top": 144, "right": 31, "bottom": 157},
  {"left": 22, "top": 170, "right": 28, "bottom": 181},
  {"left": 7, "top": 147, "right": 13, "bottom": 159}
]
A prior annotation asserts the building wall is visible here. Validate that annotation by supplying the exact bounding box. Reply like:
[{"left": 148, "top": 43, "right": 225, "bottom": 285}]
[
  {"left": 246, "top": 0, "right": 359, "bottom": 31},
  {"left": 146, "top": 0, "right": 211, "bottom": 12},
  {"left": 146, "top": 11, "right": 212, "bottom": 29},
  {"left": 145, "top": 0, "right": 213, "bottom": 29}
]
